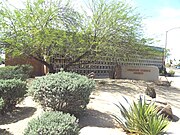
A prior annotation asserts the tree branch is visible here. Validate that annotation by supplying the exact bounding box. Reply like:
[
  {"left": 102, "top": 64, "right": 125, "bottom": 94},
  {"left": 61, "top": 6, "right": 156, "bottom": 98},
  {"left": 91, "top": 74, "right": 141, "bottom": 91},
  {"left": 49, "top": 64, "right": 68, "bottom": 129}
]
[{"left": 64, "top": 50, "right": 91, "bottom": 70}]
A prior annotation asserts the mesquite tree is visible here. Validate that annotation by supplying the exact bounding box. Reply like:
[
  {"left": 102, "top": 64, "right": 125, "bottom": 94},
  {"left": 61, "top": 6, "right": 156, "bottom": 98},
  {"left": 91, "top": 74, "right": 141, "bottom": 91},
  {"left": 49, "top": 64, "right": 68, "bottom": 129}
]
[{"left": 0, "top": 0, "right": 159, "bottom": 72}]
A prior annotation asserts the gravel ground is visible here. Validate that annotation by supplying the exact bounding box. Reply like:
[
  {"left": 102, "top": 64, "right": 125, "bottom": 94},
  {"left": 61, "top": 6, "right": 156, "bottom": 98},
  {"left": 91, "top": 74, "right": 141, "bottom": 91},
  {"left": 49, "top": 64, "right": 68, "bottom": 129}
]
[{"left": 0, "top": 78, "right": 180, "bottom": 135}]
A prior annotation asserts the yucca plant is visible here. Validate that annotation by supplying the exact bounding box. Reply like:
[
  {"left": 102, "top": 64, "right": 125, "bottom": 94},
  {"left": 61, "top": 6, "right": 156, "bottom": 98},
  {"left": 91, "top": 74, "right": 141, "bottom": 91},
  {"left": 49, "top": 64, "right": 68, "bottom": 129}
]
[{"left": 113, "top": 97, "right": 169, "bottom": 135}]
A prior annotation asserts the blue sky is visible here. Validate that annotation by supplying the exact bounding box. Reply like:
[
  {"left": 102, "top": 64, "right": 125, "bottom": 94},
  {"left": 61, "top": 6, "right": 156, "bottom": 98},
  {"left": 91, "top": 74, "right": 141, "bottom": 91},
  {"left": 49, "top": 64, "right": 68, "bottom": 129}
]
[
  {"left": 134, "top": 0, "right": 180, "bottom": 19},
  {"left": 133, "top": 0, "right": 180, "bottom": 61}
]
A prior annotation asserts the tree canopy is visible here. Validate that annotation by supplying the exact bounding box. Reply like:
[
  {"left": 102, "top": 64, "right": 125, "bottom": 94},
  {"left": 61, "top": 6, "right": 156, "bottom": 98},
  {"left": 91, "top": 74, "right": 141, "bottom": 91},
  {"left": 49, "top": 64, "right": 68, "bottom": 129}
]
[{"left": 0, "top": 0, "right": 161, "bottom": 72}]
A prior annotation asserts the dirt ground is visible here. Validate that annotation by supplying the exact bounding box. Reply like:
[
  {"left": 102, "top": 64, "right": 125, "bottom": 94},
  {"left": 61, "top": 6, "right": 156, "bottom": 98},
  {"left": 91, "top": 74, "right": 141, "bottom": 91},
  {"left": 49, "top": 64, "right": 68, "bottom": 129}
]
[{"left": 0, "top": 78, "right": 180, "bottom": 135}]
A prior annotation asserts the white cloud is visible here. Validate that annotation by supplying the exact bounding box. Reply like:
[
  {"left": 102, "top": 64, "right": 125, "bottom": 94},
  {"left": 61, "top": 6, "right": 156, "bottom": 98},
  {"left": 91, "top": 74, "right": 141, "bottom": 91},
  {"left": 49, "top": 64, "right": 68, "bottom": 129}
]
[
  {"left": 143, "top": 7, "right": 180, "bottom": 60},
  {"left": 159, "top": 8, "right": 180, "bottom": 18}
]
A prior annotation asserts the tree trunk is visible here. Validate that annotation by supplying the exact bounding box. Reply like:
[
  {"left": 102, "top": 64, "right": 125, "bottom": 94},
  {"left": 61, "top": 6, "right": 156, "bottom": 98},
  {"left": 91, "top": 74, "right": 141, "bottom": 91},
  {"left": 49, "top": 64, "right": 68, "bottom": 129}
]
[
  {"left": 46, "top": 64, "right": 56, "bottom": 73},
  {"left": 64, "top": 50, "right": 90, "bottom": 71}
]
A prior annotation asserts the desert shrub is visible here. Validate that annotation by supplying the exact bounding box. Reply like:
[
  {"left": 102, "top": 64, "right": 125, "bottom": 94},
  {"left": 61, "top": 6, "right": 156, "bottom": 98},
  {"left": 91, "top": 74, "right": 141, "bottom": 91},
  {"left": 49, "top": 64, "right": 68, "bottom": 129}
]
[
  {"left": 29, "top": 71, "right": 95, "bottom": 115},
  {"left": 0, "top": 79, "right": 27, "bottom": 114},
  {"left": 24, "top": 111, "right": 79, "bottom": 135},
  {"left": 15, "top": 64, "right": 33, "bottom": 78},
  {"left": 165, "top": 63, "right": 171, "bottom": 67},
  {"left": 168, "top": 70, "right": 175, "bottom": 77},
  {"left": 0, "top": 64, "right": 33, "bottom": 80},
  {"left": 113, "top": 97, "right": 169, "bottom": 135}
]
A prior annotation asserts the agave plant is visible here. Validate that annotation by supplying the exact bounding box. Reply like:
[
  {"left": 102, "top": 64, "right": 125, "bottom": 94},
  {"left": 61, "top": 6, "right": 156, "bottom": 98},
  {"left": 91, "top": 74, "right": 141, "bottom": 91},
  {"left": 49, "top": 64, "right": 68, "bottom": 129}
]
[{"left": 113, "top": 96, "right": 169, "bottom": 135}]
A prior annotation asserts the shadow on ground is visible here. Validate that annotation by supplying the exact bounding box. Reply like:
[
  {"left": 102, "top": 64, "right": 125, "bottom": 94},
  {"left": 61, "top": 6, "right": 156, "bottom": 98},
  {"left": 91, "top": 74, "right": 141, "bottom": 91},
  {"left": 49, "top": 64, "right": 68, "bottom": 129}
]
[
  {"left": 79, "top": 109, "right": 116, "bottom": 128},
  {"left": 172, "top": 114, "right": 179, "bottom": 122},
  {"left": 0, "top": 128, "right": 13, "bottom": 135},
  {"left": 96, "top": 79, "right": 147, "bottom": 97},
  {"left": 96, "top": 79, "right": 180, "bottom": 110},
  {"left": 95, "top": 79, "right": 180, "bottom": 123},
  {"left": 0, "top": 107, "right": 36, "bottom": 125},
  {"left": 155, "top": 86, "right": 180, "bottom": 109}
]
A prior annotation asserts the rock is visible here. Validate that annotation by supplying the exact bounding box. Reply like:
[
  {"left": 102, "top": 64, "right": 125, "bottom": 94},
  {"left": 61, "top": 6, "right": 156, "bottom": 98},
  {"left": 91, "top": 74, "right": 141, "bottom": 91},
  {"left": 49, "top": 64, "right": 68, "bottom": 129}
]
[
  {"left": 155, "top": 80, "right": 172, "bottom": 87},
  {"left": 145, "top": 85, "right": 156, "bottom": 98},
  {"left": 136, "top": 94, "right": 173, "bottom": 120},
  {"left": 87, "top": 72, "right": 96, "bottom": 79},
  {"left": 97, "top": 80, "right": 106, "bottom": 85},
  {"left": 156, "top": 104, "right": 173, "bottom": 119}
]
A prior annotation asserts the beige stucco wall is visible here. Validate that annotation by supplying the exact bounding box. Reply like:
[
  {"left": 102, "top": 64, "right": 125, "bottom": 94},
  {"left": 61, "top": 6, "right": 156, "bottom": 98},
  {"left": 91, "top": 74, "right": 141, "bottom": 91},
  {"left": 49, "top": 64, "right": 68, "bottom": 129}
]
[{"left": 121, "top": 65, "right": 159, "bottom": 81}]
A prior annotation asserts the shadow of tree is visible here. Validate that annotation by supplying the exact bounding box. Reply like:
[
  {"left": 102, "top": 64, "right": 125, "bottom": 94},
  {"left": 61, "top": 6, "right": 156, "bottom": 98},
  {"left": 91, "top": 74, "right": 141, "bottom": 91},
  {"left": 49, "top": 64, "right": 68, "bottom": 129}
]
[
  {"left": 0, "top": 128, "right": 13, "bottom": 135},
  {"left": 96, "top": 79, "right": 180, "bottom": 109},
  {"left": 172, "top": 114, "right": 179, "bottom": 122},
  {"left": 95, "top": 79, "right": 180, "bottom": 120},
  {"left": 96, "top": 82, "right": 145, "bottom": 97},
  {"left": 155, "top": 86, "right": 180, "bottom": 110},
  {"left": 0, "top": 107, "right": 36, "bottom": 125},
  {"left": 79, "top": 109, "right": 116, "bottom": 128}
]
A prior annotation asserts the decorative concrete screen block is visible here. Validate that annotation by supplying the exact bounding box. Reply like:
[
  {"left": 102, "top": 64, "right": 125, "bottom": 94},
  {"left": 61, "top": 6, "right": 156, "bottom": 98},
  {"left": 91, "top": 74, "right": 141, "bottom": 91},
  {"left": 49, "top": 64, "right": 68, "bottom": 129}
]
[{"left": 121, "top": 66, "right": 159, "bottom": 81}]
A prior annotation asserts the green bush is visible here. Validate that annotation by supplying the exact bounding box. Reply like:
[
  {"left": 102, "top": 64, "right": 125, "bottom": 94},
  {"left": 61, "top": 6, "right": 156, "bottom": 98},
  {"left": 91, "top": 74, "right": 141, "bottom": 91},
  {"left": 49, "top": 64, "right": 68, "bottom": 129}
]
[
  {"left": 168, "top": 70, "right": 175, "bottom": 76},
  {"left": 0, "top": 64, "right": 33, "bottom": 80},
  {"left": 113, "top": 97, "right": 169, "bottom": 135},
  {"left": 24, "top": 111, "right": 80, "bottom": 135},
  {"left": 29, "top": 71, "right": 95, "bottom": 115},
  {"left": 165, "top": 63, "right": 171, "bottom": 67},
  {"left": 0, "top": 79, "right": 27, "bottom": 114},
  {"left": 15, "top": 64, "right": 33, "bottom": 78}
]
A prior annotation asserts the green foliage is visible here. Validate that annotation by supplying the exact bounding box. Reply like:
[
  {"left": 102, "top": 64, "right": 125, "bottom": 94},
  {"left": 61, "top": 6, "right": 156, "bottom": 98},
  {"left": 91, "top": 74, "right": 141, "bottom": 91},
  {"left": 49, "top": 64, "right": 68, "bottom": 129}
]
[
  {"left": 165, "top": 49, "right": 171, "bottom": 59},
  {"left": 168, "top": 70, "right": 175, "bottom": 76},
  {"left": 0, "top": 79, "right": 27, "bottom": 114},
  {"left": 0, "top": 0, "right": 154, "bottom": 71},
  {"left": 166, "top": 63, "right": 171, "bottom": 67},
  {"left": 24, "top": 111, "right": 80, "bottom": 135},
  {"left": 16, "top": 64, "right": 34, "bottom": 77},
  {"left": 113, "top": 97, "right": 169, "bottom": 135},
  {"left": 0, "top": 57, "right": 4, "bottom": 64},
  {"left": 0, "top": 64, "right": 33, "bottom": 80},
  {"left": 0, "top": 0, "right": 83, "bottom": 71},
  {"left": 29, "top": 71, "right": 95, "bottom": 115}
]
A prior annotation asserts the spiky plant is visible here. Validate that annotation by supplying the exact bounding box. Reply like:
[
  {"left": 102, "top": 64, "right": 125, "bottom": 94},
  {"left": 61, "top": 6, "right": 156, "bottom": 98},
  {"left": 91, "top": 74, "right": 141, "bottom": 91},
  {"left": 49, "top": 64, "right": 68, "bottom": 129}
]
[{"left": 113, "top": 97, "right": 169, "bottom": 135}]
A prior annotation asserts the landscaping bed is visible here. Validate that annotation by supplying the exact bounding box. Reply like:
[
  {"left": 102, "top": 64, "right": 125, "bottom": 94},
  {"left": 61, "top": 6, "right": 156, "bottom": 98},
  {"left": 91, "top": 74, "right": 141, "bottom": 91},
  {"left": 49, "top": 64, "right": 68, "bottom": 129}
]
[{"left": 0, "top": 78, "right": 180, "bottom": 135}]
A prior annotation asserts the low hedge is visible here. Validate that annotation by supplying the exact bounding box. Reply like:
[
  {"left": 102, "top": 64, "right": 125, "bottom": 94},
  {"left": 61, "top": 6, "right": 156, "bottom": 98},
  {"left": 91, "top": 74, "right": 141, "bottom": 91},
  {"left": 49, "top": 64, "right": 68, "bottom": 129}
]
[
  {"left": 0, "top": 64, "right": 33, "bottom": 80},
  {"left": 24, "top": 111, "right": 80, "bottom": 135},
  {"left": 29, "top": 71, "right": 95, "bottom": 115},
  {"left": 0, "top": 79, "right": 27, "bottom": 114}
]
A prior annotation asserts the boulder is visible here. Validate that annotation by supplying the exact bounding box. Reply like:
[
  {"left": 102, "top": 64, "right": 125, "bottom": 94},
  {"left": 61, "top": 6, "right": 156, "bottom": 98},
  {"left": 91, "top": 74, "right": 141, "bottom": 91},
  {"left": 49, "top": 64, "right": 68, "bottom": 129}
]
[
  {"left": 145, "top": 85, "right": 156, "bottom": 98},
  {"left": 156, "top": 104, "right": 173, "bottom": 119},
  {"left": 155, "top": 80, "right": 172, "bottom": 87},
  {"left": 136, "top": 94, "right": 173, "bottom": 120},
  {"left": 87, "top": 72, "right": 96, "bottom": 79}
]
